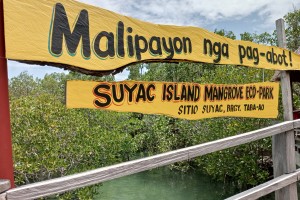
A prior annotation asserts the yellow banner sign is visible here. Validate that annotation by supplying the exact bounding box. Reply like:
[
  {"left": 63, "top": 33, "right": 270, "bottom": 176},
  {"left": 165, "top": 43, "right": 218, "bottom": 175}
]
[
  {"left": 66, "top": 81, "right": 279, "bottom": 120},
  {"left": 3, "top": 0, "right": 300, "bottom": 74}
]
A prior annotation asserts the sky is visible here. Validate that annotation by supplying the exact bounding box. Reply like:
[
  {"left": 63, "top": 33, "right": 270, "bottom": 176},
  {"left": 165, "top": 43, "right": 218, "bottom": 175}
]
[{"left": 7, "top": 0, "right": 300, "bottom": 81}]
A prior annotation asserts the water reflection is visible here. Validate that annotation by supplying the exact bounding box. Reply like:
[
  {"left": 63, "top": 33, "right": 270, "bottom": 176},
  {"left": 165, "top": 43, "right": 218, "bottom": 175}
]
[{"left": 95, "top": 167, "right": 236, "bottom": 200}]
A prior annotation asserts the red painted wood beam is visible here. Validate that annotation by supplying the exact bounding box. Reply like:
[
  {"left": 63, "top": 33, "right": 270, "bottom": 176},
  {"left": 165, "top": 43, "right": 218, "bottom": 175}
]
[{"left": 0, "top": 0, "right": 15, "bottom": 188}]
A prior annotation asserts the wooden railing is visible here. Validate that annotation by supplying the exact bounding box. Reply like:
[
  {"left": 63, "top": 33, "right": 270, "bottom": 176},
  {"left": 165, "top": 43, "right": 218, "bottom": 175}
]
[
  {"left": 226, "top": 169, "right": 300, "bottom": 200},
  {"left": 1, "top": 119, "right": 300, "bottom": 200}
]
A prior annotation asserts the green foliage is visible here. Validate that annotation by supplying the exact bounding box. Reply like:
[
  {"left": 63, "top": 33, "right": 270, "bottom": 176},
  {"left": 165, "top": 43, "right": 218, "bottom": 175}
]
[
  {"left": 240, "top": 31, "right": 277, "bottom": 46},
  {"left": 10, "top": 72, "right": 136, "bottom": 199},
  {"left": 280, "top": 9, "right": 300, "bottom": 111},
  {"left": 9, "top": 72, "right": 39, "bottom": 98},
  {"left": 195, "top": 118, "right": 272, "bottom": 188},
  {"left": 127, "top": 64, "right": 147, "bottom": 80},
  {"left": 284, "top": 9, "right": 300, "bottom": 51},
  {"left": 125, "top": 60, "right": 276, "bottom": 188},
  {"left": 214, "top": 29, "right": 236, "bottom": 40}
]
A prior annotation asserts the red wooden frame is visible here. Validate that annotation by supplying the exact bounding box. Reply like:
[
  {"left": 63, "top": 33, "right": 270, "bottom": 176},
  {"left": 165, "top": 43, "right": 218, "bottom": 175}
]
[{"left": 0, "top": 0, "right": 15, "bottom": 188}]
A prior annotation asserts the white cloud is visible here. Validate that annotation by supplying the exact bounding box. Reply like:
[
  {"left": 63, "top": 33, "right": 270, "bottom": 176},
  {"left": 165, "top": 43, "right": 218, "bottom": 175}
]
[
  {"left": 8, "top": 61, "right": 68, "bottom": 79},
  {"left": 114, "top": 70, "right": 129, "bottom": 81},
  {"left": 81, "top": 0, "right": 300, "bottom": 29}
]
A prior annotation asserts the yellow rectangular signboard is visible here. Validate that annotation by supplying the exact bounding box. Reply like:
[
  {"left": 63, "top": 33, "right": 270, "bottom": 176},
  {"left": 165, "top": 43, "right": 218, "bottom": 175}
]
[
  {"left": 66, "top": 81, "right": 279, "bottom": 120},
  {"left": 3, "top": 0, "right": 300, "bottom": 75}
]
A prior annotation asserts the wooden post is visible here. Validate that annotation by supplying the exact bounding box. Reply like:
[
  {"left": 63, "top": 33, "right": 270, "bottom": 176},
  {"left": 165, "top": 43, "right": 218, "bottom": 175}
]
[
  {"left": 272, "top": 18, "right": 297, "bottom": 200},
  {"left": 0, "top": 0, "right": 15, "bottom": 188}
]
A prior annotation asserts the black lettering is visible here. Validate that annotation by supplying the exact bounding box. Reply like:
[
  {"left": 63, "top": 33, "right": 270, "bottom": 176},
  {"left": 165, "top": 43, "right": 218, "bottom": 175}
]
[
  {"left": 246, "top": 47, "right": 253, "bottom": 59},
  {"left": 93, "top": 31, "right": 115, "bottom": 58},
  {"left": 181, "top": 85, "right": 187, "bottom": 101},
  {"left": 222, "top": 44, "right": 229, "bottom": 58},
  {"left": 204, "top": 86, "right": 212, "bottom": 101},
  {"left": 187, "top": 85, "right": 194, "bottom": 101},
  {"left": 149, "top": 37, "right": 162, "bottom": 56},
  {"left": 127, "top": 27, "right": 134, "bottom": 57},
  {"left": 204, "top": 39, "right": 212, "bottom": 56},
  {"left": 135, "top": 35, "right": 148, "bottom": 60},
  {"left": 166, "top": 85, "right": 173, "bottom": 101},
  {"left": 178, "top": 105, "right": 183, "bottom": 115},
  {"left": 183, "top": 37, "right": 192, "bottom": 53},
  {"left": 93, "top": 84, "right": 111, "bottom": 107},
  {"left": 173, "top": 37, "right": 183, "bottom": 53},
  {"left": 50, "top": 3, "right": 90, "bottom": 58},
  {"left": 146, "top": 84, "right": 155, "bottom": 101},
  {"left": 117, "top": 21, "right": 125, "bottom": 58},
  {"left": 213, "top": 42, "right": 221, "bottom": 63},
  {"left": 266, "top": 51, "right": 272, "bottom": 63},
  {"left": 283, "top": 51, "right": 288, "bottom": 66},
  {"left": 174, "top": 84, "right": 180, "bottom": 101},
  {"left": 278, "top": 55, "right": 283, "bottom": 65},
  {"left": 162, "top": 84, "right": 167, "bottom": 101},
  {"left": 124, "top": 84, "right": 138, "bottom": 103},
  {"left": 136, "top": 85, "right": 146, "bottom": 102},
  {"left": 186, "top": 105, "right": 191, "bottom": 114},
  {"left": 162, "top": 37, "right": 174, "bottom": 59},
  {"left": 112, "top": 84, "right": 124, "bottom": 103},
  {"left": 238, "top": 45, "right": 246, "bottom": 64},
  {"left": 253, "top": 48, "right": 259, "bottom": 65},
  {"left": 194, "top": 85, "right": 200, "bottom": 101},
  {"left": 272, "top": 49, "right": 277, "bottom": 64}
]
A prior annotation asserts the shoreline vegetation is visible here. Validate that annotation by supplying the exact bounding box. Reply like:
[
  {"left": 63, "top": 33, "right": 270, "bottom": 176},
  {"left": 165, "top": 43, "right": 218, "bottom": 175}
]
[
  {"left": 9, "top": 66, "right": 276, "bottom": 199},
  {"left": 9, "top": 9, "right": 300, "bottom": 199}
]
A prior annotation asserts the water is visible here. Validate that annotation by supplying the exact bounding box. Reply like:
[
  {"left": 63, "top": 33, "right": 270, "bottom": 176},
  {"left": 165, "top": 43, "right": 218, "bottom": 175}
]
[{"left": 95, "top": 167, "right": 236, "bottom": 200}]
